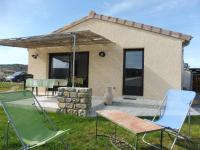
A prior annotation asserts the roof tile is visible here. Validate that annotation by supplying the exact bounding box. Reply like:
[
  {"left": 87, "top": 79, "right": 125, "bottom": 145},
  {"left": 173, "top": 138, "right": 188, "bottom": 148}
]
[
  {"left": 161, "top": 29, "right": 170, "bottom": 36},
  {"left": 53, "top": 11, "right": 192, "bottom": 45},
  {"left": 101, "top": 15, "right": 109, "bottom": 21},
  {"left": 117, "top": 18, "right": 125, "bottom": 24},
  {"left": 171, "top": 31, "right": 181, "bottom": 38},
  {"left": 151, "top": 27, "right": 161, "bottom": 33},
  {"left": 125, "top": 20, "right": 133, "bottom": 26},
  {"left": 108, "top": 17, "right": 117, "bottom": 23},
  {"left": 143, "top": 24, "right": 152, "bottom": 31},
  {"left": 134, "top": 22, "right": 142, "bottom": 28}
]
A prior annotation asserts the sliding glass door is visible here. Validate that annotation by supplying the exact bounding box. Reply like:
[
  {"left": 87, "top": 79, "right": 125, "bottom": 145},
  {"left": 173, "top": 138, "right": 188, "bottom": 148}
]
[
  {"left": 49, "top": 52, "right": 89, "bottom": 87},
  {"left": 123, "top": 49, "right": 144, "bottom": 96}
]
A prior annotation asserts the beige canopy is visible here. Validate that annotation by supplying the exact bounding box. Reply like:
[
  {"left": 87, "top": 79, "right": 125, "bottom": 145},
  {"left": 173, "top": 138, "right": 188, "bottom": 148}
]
[
  {"left": 0, "top": 30, "right": 113, "bottom": 87},
  {"left": 0, "top": 30, "right": 113, "bottom": 48}
]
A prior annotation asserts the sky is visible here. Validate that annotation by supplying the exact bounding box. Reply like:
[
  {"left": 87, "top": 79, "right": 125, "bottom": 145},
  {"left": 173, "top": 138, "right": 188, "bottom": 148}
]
[{"left": 0, "top": 0, "right": 199, "bottom": 67}]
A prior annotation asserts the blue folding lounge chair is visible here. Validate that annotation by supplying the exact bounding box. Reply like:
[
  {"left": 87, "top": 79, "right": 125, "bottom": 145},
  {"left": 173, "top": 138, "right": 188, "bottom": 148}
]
[{"left": 142, "top": 89, "right": 196, "bottom": 150}]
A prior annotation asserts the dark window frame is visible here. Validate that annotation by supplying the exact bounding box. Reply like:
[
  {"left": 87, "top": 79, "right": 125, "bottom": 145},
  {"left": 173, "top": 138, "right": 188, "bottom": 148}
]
[
  {"left": 48, "top": 51, "right": 89, "bottom": 87},
  {"left": 122, "top": 48, "right": 144, "bottom": 96}
]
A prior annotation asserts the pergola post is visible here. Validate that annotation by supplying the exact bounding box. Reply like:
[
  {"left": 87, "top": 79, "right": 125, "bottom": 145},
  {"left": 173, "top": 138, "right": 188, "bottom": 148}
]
[{"left": 72, "top": 34, "right": 76, "bottom": 88}]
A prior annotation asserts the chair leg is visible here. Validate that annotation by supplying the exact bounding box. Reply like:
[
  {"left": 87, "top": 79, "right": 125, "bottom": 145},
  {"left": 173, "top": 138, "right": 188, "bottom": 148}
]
[
  {"left": 169, "top": 132, "right": 179, "bottom": 150},
  {"left": 57, "top": 135, "right": 68, "bottom": 150},
  {"left": 114, "top": 124, "right": 117, "bottom": 142},
  {"left": 5, "top": 121, "right": 10, "bottom": 150},
  {"left": 188, "top": 109, "right": 191, "bottom": 137},
  {"left": 142, "top": 132, "right": 163, "bottom": 149},
  {"left": 96, "top": 114, "right": 98, "bottom": 141},
  {"left": 60, "top": 138, "right": 68, "bottom": 150}
]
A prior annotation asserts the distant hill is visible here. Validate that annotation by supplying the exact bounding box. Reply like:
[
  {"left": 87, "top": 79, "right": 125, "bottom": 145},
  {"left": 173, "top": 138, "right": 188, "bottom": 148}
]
[{"left": 0, "top": 64, "right": 27, "bottom": 75}]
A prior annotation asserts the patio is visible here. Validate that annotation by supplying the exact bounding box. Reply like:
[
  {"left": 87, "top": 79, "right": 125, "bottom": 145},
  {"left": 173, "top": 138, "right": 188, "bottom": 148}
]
[{"left": 36, "top": 94, "right": 200, "bottom": 116}]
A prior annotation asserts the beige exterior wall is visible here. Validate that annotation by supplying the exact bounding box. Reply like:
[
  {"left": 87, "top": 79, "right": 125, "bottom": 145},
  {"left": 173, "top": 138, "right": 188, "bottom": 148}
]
[
  {"left": 28, "top": 19, "right": 183, "bottom": 100},
  {"left": 28, "top": 44, "right": 123, "bottom": 97}
]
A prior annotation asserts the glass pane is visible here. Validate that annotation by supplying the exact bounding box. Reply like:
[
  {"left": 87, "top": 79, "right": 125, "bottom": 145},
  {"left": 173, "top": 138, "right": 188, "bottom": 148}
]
[
  {"left": 50, "top": 55, "right": 70, "bottom": 79},
  {"left": 126, "top": 51, "right": 143, "bottom": 69}
]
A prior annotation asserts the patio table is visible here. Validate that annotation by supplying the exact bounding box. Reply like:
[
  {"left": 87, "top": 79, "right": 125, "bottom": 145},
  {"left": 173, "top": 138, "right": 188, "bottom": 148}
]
[
  {"left": 26, "top": 79, "right": 56, "bottom": 96},
  {"left": 96, "top": 110, "right": 164, "bottom": 149}
]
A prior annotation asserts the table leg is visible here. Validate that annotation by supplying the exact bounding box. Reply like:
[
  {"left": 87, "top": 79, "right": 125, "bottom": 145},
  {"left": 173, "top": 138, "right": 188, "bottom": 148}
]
[
  {"left": 160, "top": 130, "right": 163, "bottom": 150},
  {"left": 135, "top": 134, "right": 138, "bottom": 150},
  {"left": 52, "top": 87, "right": 54, "bottom": 96},
  {"left": 36, "top": 87, "right": 38, "bottom": 96},
  {"left": 114, "top": 124, "right": 117, "bottom": 142}
]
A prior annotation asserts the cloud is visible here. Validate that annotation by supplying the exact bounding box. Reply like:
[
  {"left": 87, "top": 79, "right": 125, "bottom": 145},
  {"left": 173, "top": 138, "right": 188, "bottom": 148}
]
[{"left": 103, "top": 0, "right": 140, "bottom": 15}]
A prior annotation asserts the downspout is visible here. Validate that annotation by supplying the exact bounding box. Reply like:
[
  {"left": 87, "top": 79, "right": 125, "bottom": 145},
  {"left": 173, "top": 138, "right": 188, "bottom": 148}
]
[
  {"left": 72, "top": 34, "right": 76, "bottom": 88},
  {"left": 181, "top": 47, "right": 184, "bottom": 90}
]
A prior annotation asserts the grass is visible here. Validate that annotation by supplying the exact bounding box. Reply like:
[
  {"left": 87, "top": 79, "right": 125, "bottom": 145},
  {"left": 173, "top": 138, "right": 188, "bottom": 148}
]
[
  {"left": 0, "top": 109, "right": 200, "bottom": 150},
  {"left": 0, "top": 82, "right": 24, "bottom": 92}
]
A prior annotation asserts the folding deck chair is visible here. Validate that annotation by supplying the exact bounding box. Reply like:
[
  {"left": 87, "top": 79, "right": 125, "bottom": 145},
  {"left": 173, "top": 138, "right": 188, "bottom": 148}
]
[
  {"left": 143, "top": 89, "right": 196, "bottom": 150},
  {"left": 96, "top": 89, "right": 196, "bottom": 150},
  {"left": 0, "top": 91, "right": 70, "bottom": 150}
]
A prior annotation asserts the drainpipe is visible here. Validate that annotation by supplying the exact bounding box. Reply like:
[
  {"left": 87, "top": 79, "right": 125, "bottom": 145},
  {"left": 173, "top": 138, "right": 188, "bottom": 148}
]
[{"left": 72, "top": 34, "right": 76, "bottom": 88}]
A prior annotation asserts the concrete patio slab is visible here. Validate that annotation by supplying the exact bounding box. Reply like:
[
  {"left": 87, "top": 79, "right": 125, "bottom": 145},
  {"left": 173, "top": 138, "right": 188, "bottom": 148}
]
[{"left": 35, "top": 95, "right": 200, "bottom": 117}]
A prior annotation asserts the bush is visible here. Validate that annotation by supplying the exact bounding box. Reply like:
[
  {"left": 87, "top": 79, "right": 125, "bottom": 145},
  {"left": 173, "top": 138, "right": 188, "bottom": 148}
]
[{"left": 0, "top": 82, "right": 23, "bottom": 92}]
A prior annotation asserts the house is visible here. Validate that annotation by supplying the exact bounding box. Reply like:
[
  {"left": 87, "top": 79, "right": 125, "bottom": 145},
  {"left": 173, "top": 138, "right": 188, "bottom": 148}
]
[{"left": 0, "top": 11, "right": 192, "bottom": 100}]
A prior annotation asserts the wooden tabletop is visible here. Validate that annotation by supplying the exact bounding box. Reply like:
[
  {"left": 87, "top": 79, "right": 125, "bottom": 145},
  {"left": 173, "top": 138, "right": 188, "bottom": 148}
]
[{"left": 96, "top": 110, "right": 163, "bottom": 134}]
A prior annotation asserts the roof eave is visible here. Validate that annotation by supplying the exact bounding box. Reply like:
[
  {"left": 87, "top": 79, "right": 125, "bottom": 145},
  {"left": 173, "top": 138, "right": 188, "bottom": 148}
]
[{"left": 53, "top": 11, "right": 193, "bottom": 45}]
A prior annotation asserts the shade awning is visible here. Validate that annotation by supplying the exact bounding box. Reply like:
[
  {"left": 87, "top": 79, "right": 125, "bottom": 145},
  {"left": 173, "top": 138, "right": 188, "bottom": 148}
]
[{"left": 0, "top": 30, "right": 113, "bottom": 48}]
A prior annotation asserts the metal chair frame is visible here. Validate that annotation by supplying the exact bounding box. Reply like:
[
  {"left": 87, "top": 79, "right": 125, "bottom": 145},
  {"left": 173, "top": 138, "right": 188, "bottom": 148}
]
[
  {"left": 1, "top": 91, "right": 68, "bottom": 150},
  {"left": 142, "top": 94, "right": 193, "bottom": 150}
]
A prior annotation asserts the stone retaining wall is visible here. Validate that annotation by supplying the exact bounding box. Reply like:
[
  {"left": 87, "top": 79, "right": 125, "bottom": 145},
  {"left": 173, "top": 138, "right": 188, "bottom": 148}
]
[{"left": 57, "top": 87, "right": 92, "bottom": 117}]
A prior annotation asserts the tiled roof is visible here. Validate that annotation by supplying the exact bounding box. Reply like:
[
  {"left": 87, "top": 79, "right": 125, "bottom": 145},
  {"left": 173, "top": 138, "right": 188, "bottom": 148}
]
[{"left": 53, "top": 11, "right": 192, "bottom": 45}]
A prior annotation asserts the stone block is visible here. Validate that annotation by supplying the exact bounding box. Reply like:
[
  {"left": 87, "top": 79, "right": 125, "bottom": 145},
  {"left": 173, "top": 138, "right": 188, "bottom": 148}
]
[
  {"left": 65, "top": 87, "right": 76, "bottom": 92},
  {"left": 70, "top": 92, "right": 77, "bottom": 98},
  {"left": 58, "top": 102, "right": 65, "bottom": 109},
  {"left": 57, "top": 91, "right": 63, "bottom": 96},
  {"left": 65, "top": 98, "right": 72, "bottom": 103},
  {"left": 73, "top": 110, "right": 78, "bottom": 115},
  {"left": 77, "top": 88, "right": 89, "bottom": 93},
  {"left": 63, "top": 91, "right": 70, "bottom": 97},
  {"left": 65, "top": 103, "right": 74, "bottom": 109},
  {"left": 76, "top": 104, "right": 87, "bottom": 109},
  {"left": 72, "top": 98, "right": 79, "bottom": 103},
  {"left": 58, "top": 87, "right": 65, "bottom": 92},
  {"left": 67, "top": 109, "right": 73, "bottom": 114},
  {"left": 57, "top": 97, "right": 65, "bottom": 103},
  {"left": 78, "top": 110, "right": 87, "bottom": 117},
  {"left": 78, "top": 93, "right": 89, "bottom": 98},
  {"left": 80, "top": 98, "right": 90, "bottom": 104}
]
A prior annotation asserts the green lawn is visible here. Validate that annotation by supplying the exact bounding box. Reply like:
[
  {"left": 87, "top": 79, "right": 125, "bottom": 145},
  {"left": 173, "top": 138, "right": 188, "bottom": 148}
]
[{"left": 0, "top": 109, "right": 200, "bottom": 150}]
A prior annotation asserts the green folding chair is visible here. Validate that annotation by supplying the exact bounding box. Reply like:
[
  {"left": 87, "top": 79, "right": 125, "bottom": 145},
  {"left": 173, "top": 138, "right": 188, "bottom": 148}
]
[{"left": 0, "top": 91, "right": 69, "bottom": 150}]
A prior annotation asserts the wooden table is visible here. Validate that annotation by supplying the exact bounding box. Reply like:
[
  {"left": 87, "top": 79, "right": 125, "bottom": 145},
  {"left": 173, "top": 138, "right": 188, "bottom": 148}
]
[{"left": 96, "top": 110, "right": 164, "bottom": 150}]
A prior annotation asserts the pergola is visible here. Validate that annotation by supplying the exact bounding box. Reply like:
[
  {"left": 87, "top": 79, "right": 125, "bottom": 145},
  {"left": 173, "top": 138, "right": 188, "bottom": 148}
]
[{"left": 0, "top": 30, "right": 113, "bottom": 87}]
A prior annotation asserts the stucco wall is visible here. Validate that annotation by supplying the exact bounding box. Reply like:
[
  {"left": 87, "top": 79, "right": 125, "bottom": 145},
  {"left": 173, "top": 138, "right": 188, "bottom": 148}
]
[
  {"left": 28, "top": 44, "right": 123, "bottom": 97},
  {"left": 28, "top": 19, "right": 183, "bottom": 100}
]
